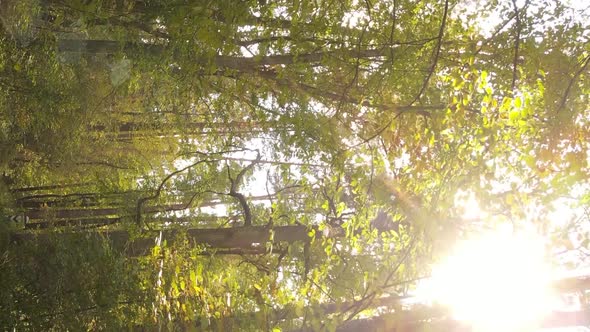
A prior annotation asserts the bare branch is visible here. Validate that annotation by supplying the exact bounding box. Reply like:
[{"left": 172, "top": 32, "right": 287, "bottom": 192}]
[
  {"left": 558, "top": 53, "right": 590, "bottom": 112},
  {"left": 510, "top": 0, "right": 523, "bottom": 93},
  {"left": 135, "top": 159, "right": 215, "bottom": 227},
  {"left": 411, "top": 0, "right": 449, "bottom": 103},
  {"left": 227, "top": 152, "right": 261, "bottom": 227}
]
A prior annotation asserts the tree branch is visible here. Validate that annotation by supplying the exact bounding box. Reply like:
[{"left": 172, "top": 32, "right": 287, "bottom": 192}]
[
  {"left": 135, "top": 159, "right": 214, "bottom": 226},
  {"left": 510, "top": 0, "right": 523, "bottom": 93},
  {"left": 227, "top": 152, "right": 261, "bottom": 226},
  {"left": 411, "top": 0, "right": 449, "bottom": 103},
  {"left": 558, "top": 53, "right": 590, "bottom": 112}
]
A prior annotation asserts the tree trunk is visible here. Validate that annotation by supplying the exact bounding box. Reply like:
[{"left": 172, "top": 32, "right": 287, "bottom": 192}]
[
  {"left": 10, "top": 225, "right": 325, "bottom": 256},
  {"left": 310, "top": 309, "right": 590, "bottom": 332},
  {"left": 11, "top": 182, "right": 94, "bottom": 193},
  {"left": 24, "top": 215, "right": 238, "bottom": 229},
  {"left": 552, "top": 275, "right": 590, "bottom": 293},
  {"left": 57, "top": 39, "right": 395, "bottom": 69},
  {"left": 23, "top": 192, "right": 302, "bottom": 220},
  {"left": 24, "top": 203, "right": 187, "bottom": 219},
  {"left": 89, "top": 121, "right": 272, "bottom": 133}
]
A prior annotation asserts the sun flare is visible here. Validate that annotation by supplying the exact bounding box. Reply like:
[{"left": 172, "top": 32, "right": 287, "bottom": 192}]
[{"left": 420, "top": 228, "right": 557, "bottom": 331}]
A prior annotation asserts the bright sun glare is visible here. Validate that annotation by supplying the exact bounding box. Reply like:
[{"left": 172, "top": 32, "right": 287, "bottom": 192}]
[{"left": 420, "top": 228, "right": 557, "bottom": 331}]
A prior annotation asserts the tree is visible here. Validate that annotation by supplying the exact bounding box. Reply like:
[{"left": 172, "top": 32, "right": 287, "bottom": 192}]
[{"left": 1, "top": 0, "right": 589, "bottom": 330}]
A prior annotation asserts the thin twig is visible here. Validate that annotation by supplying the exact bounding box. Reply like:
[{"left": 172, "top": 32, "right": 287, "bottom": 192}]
[
  {"left": 227, "top": 152, "right": 261, "bottom": 226},
  {"left": 411, "top": 0, "right": 450, "bottom": 104},
  {"left": 135, "top": 159, "right": 215, "bottom": 227},
  {"left": 558, "top": 54, "right": 590, "bottom": 112},
  {"left": 510, "top": 0, "right": 522, "bottom": 93}
]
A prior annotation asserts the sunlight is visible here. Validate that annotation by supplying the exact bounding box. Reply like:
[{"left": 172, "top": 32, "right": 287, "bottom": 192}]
[
  {"left": 421, "top": 228, "right": 557, "bottom": 331},
  {"left": 455, "top": 191, "right": 488, "bottom": 221}
]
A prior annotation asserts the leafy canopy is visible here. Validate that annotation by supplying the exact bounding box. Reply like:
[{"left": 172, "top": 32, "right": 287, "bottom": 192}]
[{"left": 0, "top": 0, "right": 589, "bottom": 330}]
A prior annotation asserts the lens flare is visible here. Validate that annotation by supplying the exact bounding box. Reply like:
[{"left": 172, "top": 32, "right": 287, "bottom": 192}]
[{"left": 420, "top": 229, "right": 556, "bottom": 331}]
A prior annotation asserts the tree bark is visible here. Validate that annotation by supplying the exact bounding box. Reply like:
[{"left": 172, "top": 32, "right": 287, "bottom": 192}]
[
  {"left": 57, "top": 39, "right": 394, "bottom": 69},
  {"left": 11, "top": 182, "right": 94, "bottom": 193},
  {"left": 89, "top": 121, "right": 271, "bottom": 133},
  {"left": 9, "top": 225, "right": 325, "bottom": 256},
  {"left": 24, "top": 215, "right": 239, "bottom": 229},
  {"left": 552, "top": 275, "right": 590, "bottom": 293},
  {"left": 24, "top": 203, "right": 186, "bottom": 219},
  {"left": 311, "top": 308, "right": 590, "bottom": 332},
  {"left": 24, "top": 193, "right": 300, "bottom": 220}
]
